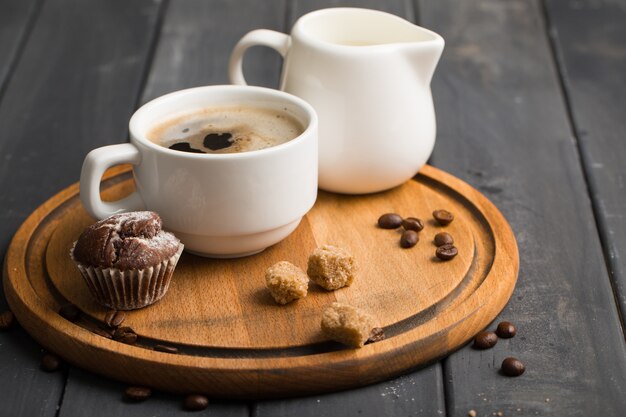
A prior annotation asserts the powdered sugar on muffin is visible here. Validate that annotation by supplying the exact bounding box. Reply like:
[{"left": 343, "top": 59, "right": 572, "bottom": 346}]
[{"left": 72, "top": 211, "right": 180, "bottom": 270}]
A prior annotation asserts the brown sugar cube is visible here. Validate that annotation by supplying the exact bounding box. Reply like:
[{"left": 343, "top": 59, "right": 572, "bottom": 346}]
[
  {"left": 307, "top": 245, "right": 356, "bottom": 290},
  {"left": 265, "top": 261, "right": 309, "bottom": 305},
  {"left": 321, "top": 302, "right": 378, "bottom": 348}
]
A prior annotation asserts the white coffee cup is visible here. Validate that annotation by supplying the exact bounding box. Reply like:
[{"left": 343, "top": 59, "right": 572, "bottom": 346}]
[
  {"left": 229, "top": 8, "right": 444, "bottom": 194},
  {"left": 80, "top": 85, "right": 318, "bottom": 258}
]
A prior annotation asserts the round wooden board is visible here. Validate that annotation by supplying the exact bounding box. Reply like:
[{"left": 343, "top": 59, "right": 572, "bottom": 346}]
[{"left": 3, "top": 165, "right": 518, "bottom": 399}]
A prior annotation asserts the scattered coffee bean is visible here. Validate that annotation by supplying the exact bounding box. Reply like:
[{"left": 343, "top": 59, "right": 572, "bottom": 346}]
[
  {"left": 400, "top": 230, "right": 419, "bottom": 248},
  {"left": 377, "top": 213, "right": 403, "bottom": 229},
  {"left": 58, "top": 304, "right": 80, "bottom": 322},
  {"left": 154, "top": 344, "right": 179, "bottom": 354},
  {"left": 104, "top": 310, "right": 126, "bottom": 328},
  {"left": 40, "top": 353, "right": 61, "bottom": 372},
  {"left": 501, "top": 357, "right": 525, "bottom": 377},
  {"left": 124, "top": 386, "right": 152, "bottom": 402},
  {"left": 0, "top": 310, "right": 15, "bottom": 331},
  {"left": 472, "top": 331, "right": 498, "bottom": 349},
  {"left": 183, "top": 394, "right": 209, "bottom": 411},
  {"left": 365, "top": 327, "right": 385, "bottom": 344},
  {"left": 436, "top": 244, "right": 458, "bottom": 260},
  {"left": 402, "top": 217, "right": 424, "bottom": 232},
  {"left": 496, "top": 321, "right": 517, "bottom": 338},
  {"left": 104, "top": 310, "right": 116, "bottom": 327},
  {"left": 113, "top": 327, "right": 137, "bottom": 345},
  {"left": 93, "top": 327, "right": 113, "bottom": 339},
  {"left": 434, "top": 232, "right": 454, "bottom": 247},
  {"left": 433, "top": 209, "right": 454, "bottom": 226}
]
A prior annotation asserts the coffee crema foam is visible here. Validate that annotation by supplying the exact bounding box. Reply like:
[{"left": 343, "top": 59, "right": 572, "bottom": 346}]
[{"left": 147, "top": 106, "right": 304, "bottom": 154}]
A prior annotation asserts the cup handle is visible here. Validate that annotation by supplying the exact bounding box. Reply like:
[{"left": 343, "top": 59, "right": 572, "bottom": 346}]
[
  {"left": 229, "top": 29, "right": 291, "bottom": 85},
  {"left": 80, "top": 143, "right": 145, "bottom": 219}
]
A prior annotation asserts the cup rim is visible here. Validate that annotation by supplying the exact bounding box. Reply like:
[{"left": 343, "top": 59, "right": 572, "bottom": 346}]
[{"left": 129, "top": 85, "right": 317, "bottom": 159}]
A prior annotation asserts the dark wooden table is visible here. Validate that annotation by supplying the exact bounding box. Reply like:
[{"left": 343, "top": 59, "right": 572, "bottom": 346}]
[{"left": 1, "top": 0, "right": 625, "bottom": 416}]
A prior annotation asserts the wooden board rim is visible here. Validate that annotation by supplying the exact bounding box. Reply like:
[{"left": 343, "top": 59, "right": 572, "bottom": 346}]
[{"left": 3, "top": 165, "right": 518, "bottom": 398}]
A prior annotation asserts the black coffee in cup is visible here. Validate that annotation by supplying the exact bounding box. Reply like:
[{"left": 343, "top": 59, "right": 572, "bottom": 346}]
[{"left": 147, "top": 106, "right": 304, "bottom": 154}]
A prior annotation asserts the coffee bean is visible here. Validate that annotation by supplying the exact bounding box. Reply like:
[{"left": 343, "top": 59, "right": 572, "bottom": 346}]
[
  {"left": 104, "top": 310, "right": 116, "bottom": 327},
  {"left": 120, "top": 333, "right": 138, "bottom": 345},
  {"left": 433, "top": 209, "right": 454, "bottom": 226},
  {"left": 58, "top": 304, "right": 80, "bottom": 322},
  {"left": 472, "top": 331, "right": 498, "bottom": 349},
  {"left": 0, "top": 310, "right": 15, "bottom": 331},
  {"left": 104, "top": 310, "right": 126, "bottom": 328},
  {"left": 378, "top": 213, "right": 403, "bottom": 229},
  {"left": 434, "top": 232, "right": 454, "bottom": 247},
  {"left": 400, "top": 230, "right": 419, "bottom": 248},
  {"left": 501, "top": 357, "right": 525, "bottom": 377},
  {"left": 154, "top": 344, "right": 178, "bottom": 354},
  {"left": 111, "top": 311, "right": 126, "bottom": 327},
  {"left": 183, "top": 394, "right": 209, "bottom": 411},
  {"left": 365, "top": 327, "right": 385, "bottom": 344},
  {"left": 495, "top": 321, "right": 516, "bottom": 338},
  {"left": 41, "top": 353, "right": 61, "bottom": 372},
  {"left": 113, "top": 327, "right": 137, "bottom": 345},
  {"left": 93, "top": 327, "right": 113, "bottom": 339},
  {"left": 436, "top": 244, "right": 458, "bottom": 260},
  {"left": 402, "top": 217, "right": 424, "bottom": 232},
  {"left": 124, "top": 386, "right": 152, "bottom": 402}
]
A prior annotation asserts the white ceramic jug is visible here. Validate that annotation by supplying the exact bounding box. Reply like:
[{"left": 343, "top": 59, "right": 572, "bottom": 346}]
[{"left": 229, "top": 8, "right": 444, "bottom": 194}]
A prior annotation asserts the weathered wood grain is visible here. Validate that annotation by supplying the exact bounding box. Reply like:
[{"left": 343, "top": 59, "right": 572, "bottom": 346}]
[
  {"left": 58, "top": 368, "right": 249, "bottom": 417},
  {"left": 0, "top": 0, "right": 163, "bottom": 416},
  {"left": 0, "top": 1, "right": 53, "bottom": 414},
  {"left": 255, "top": 364, "right": 445, "bottom": 417},
  {"left": 543, "top": 0, "right": 626, "bottom": 325},
  {"left": 0, "top": 0, "right": 40, "bottom": 97},
  {"left": 287, "top": 0, "right": 416, "bottom": 18},
  {"left": 421, "top": 0, "right": 626, "bottom": 415},
  {"left": 141, "top": 0, "right": 287, "bottom": 103},
  {"left": 0, "top": 325, "right": 64, "bottom": 417}
]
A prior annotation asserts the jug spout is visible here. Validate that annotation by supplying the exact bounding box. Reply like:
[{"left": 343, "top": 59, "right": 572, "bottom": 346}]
[{"left": 405, "top": 28, "right": 445, "bottom": 86}]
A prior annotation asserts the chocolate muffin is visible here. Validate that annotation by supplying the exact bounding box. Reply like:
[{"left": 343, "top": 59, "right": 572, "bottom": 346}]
[{"left": 71, "top": 211, "right": 183, "bottom": 310}]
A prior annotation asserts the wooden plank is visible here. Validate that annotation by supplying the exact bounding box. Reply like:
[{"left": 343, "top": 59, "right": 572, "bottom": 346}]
[
  {"left": 255, "top": 364, "right": 445, "bottom": 417},
  {"left": 58, "top": 368, "right": 248, "bottom": 417},
  {"left": 0, "top": 0, "right": 40, "bottom": 97},
  {"left": 141, "top": 0, "right": 288, "bottom": 103},
  {"left": 543, "top": 0, "right": 626, "bottom": 325},
  {"left": 0, "top": 325, "right": 64, "bottom": 417},
  {"left": 286, "top": 0, "right": 416, "bottom": 19},
  {"left": 0, "top": 0, "right": 162, "bottom": 416},
  {"left": 420, "top": 0, "right": 626, "bottom": 415},
  {"left": 254, "top": 0, "right": 446, "bottom": 414},
  {"left": 0, "top": 0, "right": 163, "bottom": 251}
]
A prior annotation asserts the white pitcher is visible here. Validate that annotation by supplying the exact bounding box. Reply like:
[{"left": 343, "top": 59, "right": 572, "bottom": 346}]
[{"left": 229, "top": 8, "right": 444, "bottom": 194}]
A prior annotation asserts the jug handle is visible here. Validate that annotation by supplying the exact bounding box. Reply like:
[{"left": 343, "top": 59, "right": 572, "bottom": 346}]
[{"left": 229, "top": 29, "right": 290, "bottom": 85}]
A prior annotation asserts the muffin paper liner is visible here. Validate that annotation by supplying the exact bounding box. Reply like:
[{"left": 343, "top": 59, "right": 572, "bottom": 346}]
[{"left": 71, "top": 243, "right": 184, "bottom": 311}]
